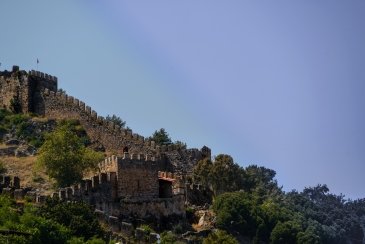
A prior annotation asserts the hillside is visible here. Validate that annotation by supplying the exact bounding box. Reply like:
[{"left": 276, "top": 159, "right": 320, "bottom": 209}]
[{"left": 1, "top": 66, "right": 365, "bottom": 243}]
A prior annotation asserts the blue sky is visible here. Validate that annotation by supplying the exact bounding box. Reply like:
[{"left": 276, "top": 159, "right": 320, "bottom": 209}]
[{"left": 1, "top": 1, "right": 364, "bottom": 199}]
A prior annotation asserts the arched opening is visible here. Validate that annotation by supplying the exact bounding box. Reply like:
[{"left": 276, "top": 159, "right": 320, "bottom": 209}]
[{"left": 123, "top": 146, "right": 129, "bottom": 153}]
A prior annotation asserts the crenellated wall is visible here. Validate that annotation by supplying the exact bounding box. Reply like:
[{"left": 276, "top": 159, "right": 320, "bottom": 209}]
[
  {"left": 59, "top": 154, "right": 186, "bottom": 220},
  {"left": 42, "top": 88, "right": 155, "bottom": 155},
  {"left": 0, "top": 66, "right": 57, "bottom": 114},
  {"left": 0, "top": 66, "right": 211, "bottom": 174}
]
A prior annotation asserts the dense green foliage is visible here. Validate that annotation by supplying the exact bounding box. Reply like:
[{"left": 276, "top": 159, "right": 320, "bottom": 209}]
[
  {"left": 193, "top": 155, "right": 278, "bottom": 198},
  {"left": 38, "top": 198, "right": 104, "bottom": 240},
  {"left": 0, "top": 195, "right": 106, "bottom": 243},
  {"left": 149, "top": 128, "right": 172, "bottom": 146},
  {"left": 105, "top": 114, "right": 126, "bottom": 128},
  {"left": 193, "top": 155, "right": 365, "bottom": 243},
  {"left": 36, "top": 120, "right": 104, "bottom": 187}
]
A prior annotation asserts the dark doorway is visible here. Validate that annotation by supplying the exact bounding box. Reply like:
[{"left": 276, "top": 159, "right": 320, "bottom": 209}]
[{"left": 159, "top": 179, "right": 173, "bottom": 198}]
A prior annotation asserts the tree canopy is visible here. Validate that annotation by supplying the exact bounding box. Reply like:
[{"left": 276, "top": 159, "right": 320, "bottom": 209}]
[
  {"left": 105, "top": 114, "right": 126, "bottom": 128},
  {"left": 0, "top": 195, "right": 106, "bottom": 243},
  {"left": 36, "top": 120, "right": 103, "bottom": 187},
  {"left": 149, "top": 128, "right": 172, "bottom": 146}
]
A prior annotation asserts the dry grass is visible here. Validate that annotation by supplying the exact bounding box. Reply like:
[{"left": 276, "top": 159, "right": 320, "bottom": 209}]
[{"left": 0, "top": 154, "right": 55, "bottom": 195}]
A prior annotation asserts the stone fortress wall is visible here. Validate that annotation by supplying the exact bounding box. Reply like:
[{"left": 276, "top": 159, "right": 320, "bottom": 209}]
[
  {"left": 0, "top": 66, "right": 211, "bottom": 174},
  {"left": 0, "top": 65, "right": 214, "bottom": 239},
  {"left": 57, "top": 153, "right": 186, "bottom": 220},
  {"left": 0, "top": 66, "right": 57, "bottom": 114}
]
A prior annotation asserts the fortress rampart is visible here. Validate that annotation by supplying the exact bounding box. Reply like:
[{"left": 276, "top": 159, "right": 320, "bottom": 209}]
[{"left": 0, "top": 66, "right": 211, "bottom": 173}]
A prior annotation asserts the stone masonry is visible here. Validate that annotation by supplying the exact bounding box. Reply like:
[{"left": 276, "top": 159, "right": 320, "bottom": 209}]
[
  {"left": 0, "top": 65, "right": 212, "bottom": 223},
  {"left": 0, "top": 66, "right": 211, "bottom": 174}
]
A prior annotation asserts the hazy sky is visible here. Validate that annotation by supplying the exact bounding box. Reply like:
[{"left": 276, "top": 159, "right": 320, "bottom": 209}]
[{"left": 1, "top": 1, "right": 364, "bottom": 199}]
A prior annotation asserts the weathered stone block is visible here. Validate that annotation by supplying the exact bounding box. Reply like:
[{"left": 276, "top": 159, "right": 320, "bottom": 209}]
[
  {"left": 121, "top": 222, "right": 133, "bottom": 236},
  {"left": 3, "top": 176, "right": 10, "bottom": 187},
  {"left": 14, "top": 189, "right": 25, "bottom": 200},
  {"left": 99, "top": 173, "right": 107, "bottom": 184},
  {"left": 85, "top": 179, "right": 92, "bottom": 192},
  {"left": 66, "top": 187, "right": 73, "bottom": 199},
  {"left": 59, "top": 189, "right": 66, "bottom": 200},
  {"left": 135, "top": 228, "right": 146, "bottom": 241},
  {"left": 13, "top": 176, "right": 20, "bottom": 189},
  {"left": 91, "top": 110, "right": 97, "bottom": 119},
  {"left": 108, "top": 216, "right": 120, "bottom": 232},
  {"left": 36, "top": 195, "right": 46, "bottom": 203},
  {"left": 85, "top": 106, "right": 91, "bottom": 114},
  {"left": 92, "top": 175, "right": 99, "bottom": 188}
]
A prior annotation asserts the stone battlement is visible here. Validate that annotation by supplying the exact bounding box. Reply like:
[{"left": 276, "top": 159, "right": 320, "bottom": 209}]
[
  {"left": 29, "top": 70, "right": 58, "bottom": 83},
  {"left": 1, "top": 65, "right": 211, "bottom": 173}
]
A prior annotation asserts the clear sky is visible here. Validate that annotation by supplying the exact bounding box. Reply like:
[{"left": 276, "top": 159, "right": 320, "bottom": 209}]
[{"left": 1, "top": 1, "right": 364, "bottom": 199}]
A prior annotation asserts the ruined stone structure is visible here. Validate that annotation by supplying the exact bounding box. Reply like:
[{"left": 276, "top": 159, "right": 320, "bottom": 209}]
[
  {"left": 65, "top": 153, "right": 186, "bottom": 220},
  {"left": 0, "top": 65, "right": 212, "bottom": 224},
  {"left": 0, "top": 66, "right": 57, "bottom": 114},
  {"left": 0, "top": 66, "right": 211, "bottom": 174}
]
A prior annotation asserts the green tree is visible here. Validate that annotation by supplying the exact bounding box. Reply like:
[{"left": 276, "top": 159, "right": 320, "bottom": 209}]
[
  {"left": 203, "top": 230, "right": 238, "bottom": 244},
  {"left": 105, "top": 114, "right": 126, "bottom": 128},
  {"left": 193, "top": 154, "right": 245, "bottom": 197},
  {"left": 270, "top": 221, "right": 302, "bottom": 244},
  {"left": 38, "top": 199, "right": 104, "bottom": 240},
  {"left": 192, "top": 158, "right": 212, "bottom": 186},
  {"left": 213, "top": 192, "right": 258, "bottom": 236},
  {"left": 149, "top": 128, "right": 172, "bottom": 146},
  {"left": 36, "top": 122, "right": 103, "bottom": 187}
]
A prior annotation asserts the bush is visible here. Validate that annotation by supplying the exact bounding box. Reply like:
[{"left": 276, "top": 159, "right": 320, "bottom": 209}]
[
  {"left": 38, "top": 199, "right": 104, "bottom": 240},
  {"left": 213, "top": 192, "right": 258, "bottom": 236}
]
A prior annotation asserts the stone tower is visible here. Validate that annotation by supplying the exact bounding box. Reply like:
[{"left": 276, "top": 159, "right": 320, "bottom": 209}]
[{"left": 0, "top": 65, "right": 57, "bottom": 114}]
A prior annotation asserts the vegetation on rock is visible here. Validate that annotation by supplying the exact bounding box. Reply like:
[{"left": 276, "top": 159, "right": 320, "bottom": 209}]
[{"left": 0, "top": 109, "right": 47, "bottom": 148}]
